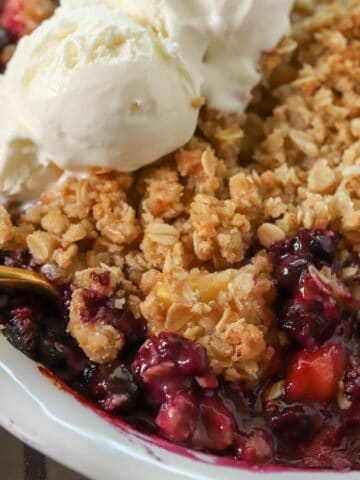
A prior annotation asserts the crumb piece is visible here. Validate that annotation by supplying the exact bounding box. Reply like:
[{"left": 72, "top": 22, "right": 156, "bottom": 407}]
[
  {"left": 41, "top": 207, "right": 70, "bottom": 235},
  {"left": 257, "top": 223, "right": 286, "bottom": 248},
  {"left": 307, "top": 160, "right": 337, "bottom": 194},
  {"left": 26, "top": 231, "right": 59, "bottom": 263},
  {"left": 62, "top": 223, "right": 87, "bottom": 243},
  {"left": 0, "top": 206, "right": 13, "bottom": 247},
  {"left": 67, "top": 266, "right": 131, "bottom": 363},
  {"left": 68, "top": 289, "right": 124, "bottom": 364}
]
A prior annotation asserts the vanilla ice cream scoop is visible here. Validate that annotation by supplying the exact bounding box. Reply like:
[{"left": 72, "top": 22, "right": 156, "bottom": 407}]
[
  {"left": 71, "top": 0, "right": 293, "bottom": 112},
  {"left": 0, "top": 78, "right": 61, "bottom": 200},
  {"left": 202, "top": 0, "right": 294, "bottom": 111},
  {"left": 0, "top": 0, "right": 294, "bottom": 200},
  {"left": 3, "top": 3, "right": 200, "bottom": 173}
]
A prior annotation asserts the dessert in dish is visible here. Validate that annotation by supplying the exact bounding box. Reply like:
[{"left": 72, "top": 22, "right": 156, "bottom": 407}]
[{"left": 0, "top": 0, "right": 360, "bottom": 470}]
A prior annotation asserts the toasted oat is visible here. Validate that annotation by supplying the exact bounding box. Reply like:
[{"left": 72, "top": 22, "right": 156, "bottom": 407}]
[
  {"left": 0, "top": 205, "right": 13, "bottom": 247},
  {"left": 26, "top": 231, "right": 59, "bottom": 263},
  {"left": 257, "top": 223, "right": 286, "bottom": 248}
]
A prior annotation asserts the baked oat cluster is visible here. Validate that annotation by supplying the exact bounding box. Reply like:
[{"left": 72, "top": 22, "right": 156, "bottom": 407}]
[{"left": 1, "top": 0, "right": 360, "bottom": 385}]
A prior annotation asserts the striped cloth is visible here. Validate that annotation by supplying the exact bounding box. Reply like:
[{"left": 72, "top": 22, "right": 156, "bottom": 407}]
[{"left": 0, "top": 428, "right": 87, "bottom": 480}]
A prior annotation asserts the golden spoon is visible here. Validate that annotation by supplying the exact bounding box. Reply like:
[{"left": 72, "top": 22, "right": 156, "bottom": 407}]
[{"left": 0, "top": 265, "right": 58, "bottom": 298}]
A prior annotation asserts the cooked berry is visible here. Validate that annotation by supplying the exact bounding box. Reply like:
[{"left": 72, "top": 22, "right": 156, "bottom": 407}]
[
  {"left": 90, "top": 271, "right": 111, "bottom": 289},
  {"left": 273, "top": 255, "right": 308, "bottom": 291},
  {"left": 1, "top": 250, "right": 34, "bottom": 269},
  {"left": 157, "top": 390, "right": 236, "bottom": 451},
  {"left": 271, "top": 229, "right": 338, "bottom": 293},
  {"left": 133, "top": 333, "right": 210, "bottom": 377},
  {"left": 300, "top": 426, "right": 350, "bottom": 470},
  {"left": 191, "top": 393, "right": 236, "bottom": 451},
  {"left": 265, "top": 401, "right": 322, "bottom": 443},
  {"left": 344, "top": 356, "right": 360, "bottom": 404},
  {"left": 88, "top": 363, "right": 138, "bottom": 413},
  {"left": 106, "top": 304, "right": 146, "bottom": 346},
  {"left": 4, "top": 307, "right": 39, "bottom": 357},
  {"left": 132, "top": 333, "right": 216, "bottom": 407},
  {"left": 343, "top": 356, "right": 360, "bottom": 423},
  {"left": 271, "top": 229, "right": 337, "bottom": 268},
  {"left": 156, "top": 391, "right": 198, "bottom": 443},
  {"left": 282, "top": 271, "right": 341, "bottom": 347},
  {"left": 235, "top": 430, "right": 274, "bottom": 464},
  {"left": 39, "top": 326, "right": 88, "bottom": 383}
]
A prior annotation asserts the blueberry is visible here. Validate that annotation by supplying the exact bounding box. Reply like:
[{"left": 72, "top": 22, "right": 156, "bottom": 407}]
[
  {"left": 5, "top": 307, "right": 39, "bottom": 358},
  {"left": 88, "top": 363, "right": 138, "bottom": 413}
]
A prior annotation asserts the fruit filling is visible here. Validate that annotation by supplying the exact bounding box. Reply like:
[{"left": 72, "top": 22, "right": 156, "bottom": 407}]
[{"left": 1, "top": 228, "right": 360, "bottom": 469}]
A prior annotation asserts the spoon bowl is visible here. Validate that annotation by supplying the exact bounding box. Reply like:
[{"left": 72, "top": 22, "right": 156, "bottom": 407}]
[{"left": 0, "top": 265, "right": 58, "bottom": 298}]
